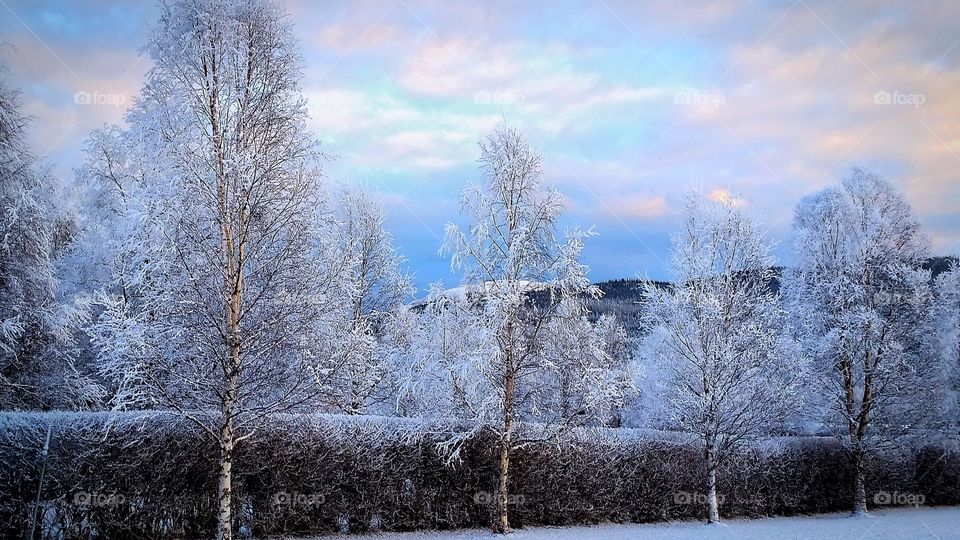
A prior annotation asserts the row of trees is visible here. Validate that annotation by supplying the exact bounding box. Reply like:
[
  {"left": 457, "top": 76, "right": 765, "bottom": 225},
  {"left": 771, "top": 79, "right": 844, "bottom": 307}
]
[
  {"left": 641, "top": 172, "right": 958, "bottom": 522},
  {"left": 1, "top": 0, "right": 958, "bottom": 537},
  {"left": 2, "top": 2, "right": 631, "bottom": 537}
]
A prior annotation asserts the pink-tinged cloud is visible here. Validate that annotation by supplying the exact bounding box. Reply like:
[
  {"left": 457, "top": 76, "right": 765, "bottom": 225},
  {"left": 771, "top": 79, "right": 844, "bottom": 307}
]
[
  {"left": 605, "top": 195, "right": 670, "bottom": 220},
  {"left": 3, "top": 0, "right": 959, "bottom": 287},
  {"left": 707, "top": 188, "right": 747, "bottom": 207}
]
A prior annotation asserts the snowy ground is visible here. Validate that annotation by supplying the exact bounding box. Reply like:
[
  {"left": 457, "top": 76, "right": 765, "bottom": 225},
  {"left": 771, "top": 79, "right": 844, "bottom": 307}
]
[{"left": 295, "top": 507, "right": 960, "bottom": 540}]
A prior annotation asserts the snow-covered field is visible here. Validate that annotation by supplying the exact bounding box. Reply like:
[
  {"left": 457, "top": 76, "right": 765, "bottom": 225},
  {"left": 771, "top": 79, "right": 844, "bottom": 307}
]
[{"left": 298, "top": 508, "right": 960, "bottom": 540}]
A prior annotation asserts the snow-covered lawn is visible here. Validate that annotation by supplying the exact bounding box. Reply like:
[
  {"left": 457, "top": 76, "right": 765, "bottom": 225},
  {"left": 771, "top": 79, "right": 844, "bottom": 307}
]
[{"left": 298, "top": 507, "right": 960, "bottom": 540}]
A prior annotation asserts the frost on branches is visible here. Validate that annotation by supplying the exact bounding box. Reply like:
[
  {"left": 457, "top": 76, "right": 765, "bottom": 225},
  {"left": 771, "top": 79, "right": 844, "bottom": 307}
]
[
  {"left": 784, "top": 168, "right": 934, "bottom": 516},
  {"left": 77, "top": 1, "right": 343, "bottom": 538},
  {"left": 0, "top": 61, "right": 92, "bottom": 409},
  {"left": 640, "top": 191, "right": 804, "bottom": 524},
  {"left": 323, "top": 185, "right": 414, "bottom": 415},
  {"left": 399, "top": 124, "right": 634, "bottom": 533}
]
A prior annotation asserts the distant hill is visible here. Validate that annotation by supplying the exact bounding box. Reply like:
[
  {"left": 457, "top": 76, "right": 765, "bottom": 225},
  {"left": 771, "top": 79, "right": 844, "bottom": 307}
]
[
  {"left": 584, "top": 279, "right": 666, "bottom": 333},
  {"left": 589, "top": 256, "right": 957, "bottom": 338},
  {"left": 412, "top": 257, "right": 956, "bottom": 338},
  {"left": 923, "top": 255, "right": 957, "bottom": 277}
]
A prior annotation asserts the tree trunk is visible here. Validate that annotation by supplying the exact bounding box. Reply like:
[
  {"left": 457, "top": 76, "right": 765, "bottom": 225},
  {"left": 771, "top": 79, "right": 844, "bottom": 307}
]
[
  {"left": 215, "top": 427, "right": 235, "bottom": 540},
  {"left": 851, "top": 446, "right": 868, "bottom": 516},
  {"left": 840, "top": 343, "right": 872, "bottom": 517},
  {"left": 850, "top": 342, "right": 872, "bottom": 517},
  {"left": 215, "top": 335, "right": 240, "bottom": 540},
  {"left": 706, "top": 468, "right": 720, "bottom": 524},
  {"left": 494, "top": 343, "right": 516, "bottom": 535},
  {"left": 495, "top": 432, "right": 512, "bottom": 534},
  {"left": 211, "top": 44, "right": 240, "bottom": 540},
  {"left": 705, "top": 443, "right": 720, "bottom": 524},
  {"left": 216, "top": 218, "right": 242, "bottom": 539}
]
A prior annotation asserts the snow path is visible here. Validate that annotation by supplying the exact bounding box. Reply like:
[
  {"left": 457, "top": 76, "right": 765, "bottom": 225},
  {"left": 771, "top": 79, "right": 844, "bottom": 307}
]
[{"left": 295, "top": 507, "right": 960, "bottom": 540}]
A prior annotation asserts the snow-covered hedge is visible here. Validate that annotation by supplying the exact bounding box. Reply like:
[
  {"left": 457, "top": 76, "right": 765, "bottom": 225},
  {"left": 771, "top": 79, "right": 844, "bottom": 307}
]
[{"left": 3, "top": 412, "right": 958, "bottom": 538}]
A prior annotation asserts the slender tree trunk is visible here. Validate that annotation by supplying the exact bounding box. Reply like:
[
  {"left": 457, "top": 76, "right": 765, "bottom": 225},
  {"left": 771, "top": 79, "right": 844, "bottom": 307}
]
[
  {"left": 494, "top": 345, "right": 516, "bottom": 534},
  {"left": 216, "top": 280, "right": 241, "bottom": 540},
  {"left": 216, "top": 359, "right": 239, "bottom": 540},
  {"left": 209, "top": 42, "right": 239, "bottom": 540},
  {"left": 851, "top": 445, "right": 868, "bottom": 516},
  {"left": 215, "top": 174, "right": 243, "bottom": 539},
  {"left": 850, "top": 341, "right": 873, "bottom": 516},
  {"left": 495, "top": 430, "right": 512, "bottom": 534},
  {"left": 215, "top": 424, "right": 235, "bottom": 540},
  {"left": 705, "top": 441, "right": 720, "bottom": 524},
  {"left": 840, "top": 345, "right": 872, "bottom": 517}
]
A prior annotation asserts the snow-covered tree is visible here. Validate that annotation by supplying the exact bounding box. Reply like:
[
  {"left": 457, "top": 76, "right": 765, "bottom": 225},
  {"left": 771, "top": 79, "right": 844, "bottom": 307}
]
[
  {"left": 71, "top": 123, "right": 178, "bottom": 410},
  {"left": 537, "top": 309, "right": 633, "bottom": 427},
  {"left": 417, "top": 124, "right": 629, "bottom": 533},
  {"left": 0, "top": 60, "right": 92, "bottom": 409},
  {"left": 392, "top": 284, "right": 498, "bottom": 418},
  {"left": 593, "top": 313, "right": 634, "bottom": 426},
  {"left": 324, "top": 185, "right": 413, "bottom": 414},
  {"left": 784, "top": 168, "right": 933, "bottom": 515},
  {"left": 397, "top": 286, "right": 632, "bottom": 430},
  {"left": 934, "top": 262, "right": 960, "bottom": 441},
  {"left": 0, "top": 62, "right": 51, "bottom": 407},
  {"left": 641, "top": 191, "right": 803, "bottom": 524},
  {"left": 80, "top": 2, "right": 339, "bottom": 538}
]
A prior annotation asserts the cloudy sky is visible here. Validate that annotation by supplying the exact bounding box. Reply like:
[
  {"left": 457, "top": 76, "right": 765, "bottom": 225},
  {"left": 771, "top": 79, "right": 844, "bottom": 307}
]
[{"left": 2, "top": 0, "right": 959, "bottom": 291}]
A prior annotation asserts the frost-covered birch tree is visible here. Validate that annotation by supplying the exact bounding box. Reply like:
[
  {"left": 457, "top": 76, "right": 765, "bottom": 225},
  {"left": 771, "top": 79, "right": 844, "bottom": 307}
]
[
  {"left": 427, "top": 124, "right": 629, "bottom": 533},
  {"left": 80, "top": 1, "right": 339, "bottom": 538},
  {"left": 325, "top": 185, "right": 413, "bottom": 414},
  {"left": 784, "top": 168, "right": 933, "bottom": 516},
  {"left": 641, "top": 191, "right": 803, "bottom": 524}
]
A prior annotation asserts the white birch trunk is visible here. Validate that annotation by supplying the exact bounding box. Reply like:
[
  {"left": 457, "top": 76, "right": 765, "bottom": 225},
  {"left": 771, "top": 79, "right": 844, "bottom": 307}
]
[{"left": 705, "top": 443, "right": 720, "bottom": 524}]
